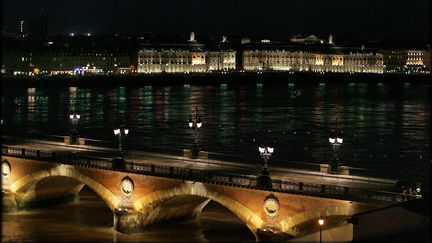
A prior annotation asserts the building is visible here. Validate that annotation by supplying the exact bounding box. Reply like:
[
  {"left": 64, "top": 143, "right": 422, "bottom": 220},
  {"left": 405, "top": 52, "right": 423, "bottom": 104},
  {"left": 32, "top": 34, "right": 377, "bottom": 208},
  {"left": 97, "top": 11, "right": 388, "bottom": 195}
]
[
  {"left": 2, "top": 35, "right": 131, "bottom": 75},
  {"left": 242, "top": 44, "right": 385, "bottom": 74},
  {"left": 381, "top": 49, "right": 431, "bottom": 74},
  {"left": 137, "top": 33, "right": 236, "bottom": 74},
  {"left": 18, "top": 20, "right": 27, "bottom": 38}
]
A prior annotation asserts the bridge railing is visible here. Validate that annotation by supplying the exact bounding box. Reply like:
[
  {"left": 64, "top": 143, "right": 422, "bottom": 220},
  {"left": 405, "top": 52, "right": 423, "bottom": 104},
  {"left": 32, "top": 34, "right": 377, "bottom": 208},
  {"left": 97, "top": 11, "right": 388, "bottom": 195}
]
[{"left": 1, "top": 145, "right": 420, "bottom": 204}]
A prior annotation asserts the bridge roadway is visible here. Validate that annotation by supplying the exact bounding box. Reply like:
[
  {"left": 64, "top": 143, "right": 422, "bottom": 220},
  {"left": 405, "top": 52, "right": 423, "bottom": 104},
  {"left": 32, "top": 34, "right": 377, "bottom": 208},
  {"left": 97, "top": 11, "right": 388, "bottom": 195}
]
[{"left": 2, "top": 136, "right": 397, "bottom": 192}]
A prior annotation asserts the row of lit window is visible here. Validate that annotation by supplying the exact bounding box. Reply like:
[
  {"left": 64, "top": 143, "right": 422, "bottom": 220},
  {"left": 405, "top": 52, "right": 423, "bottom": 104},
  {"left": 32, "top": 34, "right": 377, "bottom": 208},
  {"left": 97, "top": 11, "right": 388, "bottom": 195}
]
[
  {"left": 244, "top": 55, "right": 378, "bottom": 60},
  {"left": 408, "top": 52, "right": 423, "bottom": 56},
  {"left": 244, "top": 57, "right": 378, "bottom": 62},
  {"left": 14, "top": 53, "right": 127, "bottom": 58},
  {"left": 244, "top": 61, "right": 380, "bottom": 66}
]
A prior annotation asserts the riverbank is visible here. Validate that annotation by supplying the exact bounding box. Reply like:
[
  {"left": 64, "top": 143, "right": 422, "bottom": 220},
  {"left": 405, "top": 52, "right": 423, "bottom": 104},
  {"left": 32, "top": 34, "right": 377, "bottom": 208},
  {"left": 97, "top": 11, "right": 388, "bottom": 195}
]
[{"left": 1, "top": 72, "right": 430, "bottom": 87}]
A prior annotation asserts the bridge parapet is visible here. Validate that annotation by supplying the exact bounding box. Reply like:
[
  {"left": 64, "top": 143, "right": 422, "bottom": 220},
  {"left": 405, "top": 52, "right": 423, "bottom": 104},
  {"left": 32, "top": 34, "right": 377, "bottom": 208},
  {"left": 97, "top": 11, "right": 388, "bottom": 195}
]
[{"left": 1, "top": 145, "right": 419, "bottom": 205}]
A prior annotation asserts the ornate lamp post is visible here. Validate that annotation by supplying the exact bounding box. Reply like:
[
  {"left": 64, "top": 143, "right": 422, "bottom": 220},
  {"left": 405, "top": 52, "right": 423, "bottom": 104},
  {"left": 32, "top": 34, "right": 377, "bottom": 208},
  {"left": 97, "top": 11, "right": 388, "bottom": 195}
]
[
  {"left": 113, "top": 128, "right": 129, "bottom": 169},
  {"left": 257, "top": 146, "right": 274, "bottom": 188},
  {"left": 318, "top": 218, "right": 324, "bottom": 243},
  {"left": 69, "top": 110, "right": 80, "bottom": 144},
  {"left": 188, "top": 107, "right": 202, "bottom": 158},
  {"left": 328, "top": 121, "right": 343, "bottom": 173}
]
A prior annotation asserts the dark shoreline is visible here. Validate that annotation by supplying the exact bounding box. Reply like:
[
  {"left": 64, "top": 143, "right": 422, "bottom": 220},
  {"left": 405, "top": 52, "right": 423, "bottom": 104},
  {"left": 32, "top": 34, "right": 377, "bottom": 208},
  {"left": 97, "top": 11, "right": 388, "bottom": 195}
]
[{"left": 1, "top": 72, "right": 430, "bottom": 87}]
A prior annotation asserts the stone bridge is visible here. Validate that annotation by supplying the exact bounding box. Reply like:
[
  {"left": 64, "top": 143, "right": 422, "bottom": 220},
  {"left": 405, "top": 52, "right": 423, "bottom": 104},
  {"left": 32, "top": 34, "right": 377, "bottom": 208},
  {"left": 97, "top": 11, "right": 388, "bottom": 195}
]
[{"left": 1, "top": 146, "right": 415, "bottom": 242}]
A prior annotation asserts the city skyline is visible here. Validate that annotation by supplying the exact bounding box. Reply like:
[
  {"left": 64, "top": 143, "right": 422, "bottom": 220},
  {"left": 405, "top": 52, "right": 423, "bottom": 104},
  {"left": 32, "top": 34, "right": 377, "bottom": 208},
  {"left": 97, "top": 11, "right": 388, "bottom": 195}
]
[{"left": 2, "top": 0, "right": 431, "bottom": 42}]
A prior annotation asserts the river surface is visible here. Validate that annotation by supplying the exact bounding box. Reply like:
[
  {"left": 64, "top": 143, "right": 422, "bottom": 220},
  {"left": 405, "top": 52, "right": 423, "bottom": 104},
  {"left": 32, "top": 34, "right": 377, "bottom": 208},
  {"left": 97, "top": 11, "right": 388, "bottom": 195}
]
[
  {"left": 2, "top": 82, "right": 430, "bottom": 180},
  {"left": 1, "top": 81, "right": 430, "bottom": 242}
]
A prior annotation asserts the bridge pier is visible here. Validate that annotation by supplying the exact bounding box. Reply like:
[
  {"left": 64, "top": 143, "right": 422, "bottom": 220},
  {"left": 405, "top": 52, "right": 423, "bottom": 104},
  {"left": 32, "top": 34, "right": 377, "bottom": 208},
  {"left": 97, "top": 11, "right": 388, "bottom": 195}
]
[
  {"left": 113, "top": 208, "right": 143, "bottom": 233},
  {"left": 2, "top": 190, "right": 18, "bottom": 212},
  {"left": 255, "top": 229, "right": 292, "bottom": 242}
]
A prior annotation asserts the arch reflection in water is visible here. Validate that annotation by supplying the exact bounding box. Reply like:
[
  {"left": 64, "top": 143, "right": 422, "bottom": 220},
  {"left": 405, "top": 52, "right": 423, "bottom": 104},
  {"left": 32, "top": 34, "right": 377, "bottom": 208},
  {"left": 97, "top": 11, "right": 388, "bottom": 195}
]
[{"left": 2, "top": 185, "right": 255, "bottom": 242}]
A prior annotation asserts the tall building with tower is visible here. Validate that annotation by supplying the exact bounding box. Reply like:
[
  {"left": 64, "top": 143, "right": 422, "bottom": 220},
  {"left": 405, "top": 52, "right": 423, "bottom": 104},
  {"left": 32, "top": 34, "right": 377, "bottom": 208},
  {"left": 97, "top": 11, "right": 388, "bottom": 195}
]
[
  {"left": 20, "top": 21, "right": 24, "bottom": 34},
  {"left": 18, "top": 20, "right": 27, "bottom": 38}
]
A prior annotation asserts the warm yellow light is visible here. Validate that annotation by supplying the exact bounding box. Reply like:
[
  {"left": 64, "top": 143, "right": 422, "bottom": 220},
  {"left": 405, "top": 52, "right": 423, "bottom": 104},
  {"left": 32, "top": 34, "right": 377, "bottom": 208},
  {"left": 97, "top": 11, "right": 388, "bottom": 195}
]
[
  {"left": 33, "top": 68, "right": 40, "bottom": 74},
  {"left": 318, "top": 218, "right": 324, "bottom": 226}
]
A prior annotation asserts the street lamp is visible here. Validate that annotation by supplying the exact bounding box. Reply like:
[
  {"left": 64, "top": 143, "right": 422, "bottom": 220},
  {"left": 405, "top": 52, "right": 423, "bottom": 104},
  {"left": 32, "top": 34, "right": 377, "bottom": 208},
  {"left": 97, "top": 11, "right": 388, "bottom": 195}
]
[
  {"left": 188, "top": 107, "right": 202, "bottom": 158},
  {"left": 113, "top": 127, "right": 129, "bottom": 169},
  {"left": 257, "top": 146, "right": 274, "bottom": 188},
  {"left": 69, "top": 110, "right": 80, "bottom": 144},
  {"left": 318, "top": 218, "right": 324, "bottom": 243},
  {"left": 328, "top": 121, "right": 343, "bottom": 173}
]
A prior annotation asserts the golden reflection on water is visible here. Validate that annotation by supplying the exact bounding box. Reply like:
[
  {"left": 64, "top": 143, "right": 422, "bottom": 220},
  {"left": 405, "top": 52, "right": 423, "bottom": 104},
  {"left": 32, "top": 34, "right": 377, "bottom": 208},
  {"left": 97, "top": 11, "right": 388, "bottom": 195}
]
[{"left": 2, "top": 187, "right": 254, "bottom": 242}]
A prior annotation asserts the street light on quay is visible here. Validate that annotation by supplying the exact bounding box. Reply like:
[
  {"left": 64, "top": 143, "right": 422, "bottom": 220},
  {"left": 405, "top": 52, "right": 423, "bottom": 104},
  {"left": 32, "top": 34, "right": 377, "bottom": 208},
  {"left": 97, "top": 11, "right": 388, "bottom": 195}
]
[
  {"left": 113, "top": 127, "right": 129, "bottom": 169},
  {"left": 328, "top": 121, "right": 343, "bottom": 173},
  {"left": 188, "top": 107, "right": 202, "bottom": 159},
  {"left": 257, "top": 146, "right": 274, "bottom": 188},
  {"left": 318, "top": 218, "right": 325, "bottom": 243},
  {"left": 69, "top": 110, "right": 80, "bottom": 144}
]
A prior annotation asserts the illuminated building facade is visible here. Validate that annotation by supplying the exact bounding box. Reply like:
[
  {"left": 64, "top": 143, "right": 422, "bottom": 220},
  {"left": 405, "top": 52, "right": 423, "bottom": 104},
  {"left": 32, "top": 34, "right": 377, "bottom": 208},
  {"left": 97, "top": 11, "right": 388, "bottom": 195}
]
[
  {"left": 381, "top": 49, "right": 431, "bottom": 74},
  {"left": 242, "top": 46, "right": 385, "bottom": 74},
  {"left": 137, "top": 34, "right": 236, "bottom": 74},
  {"left": 138, "top": 48, "right": 236, "bottom": 74},
  {"left": 138, "top": 44, "right": 207, "bottom": 73},
  {"left": 207, "top": 51, "right": 236, "bottom": 71}
]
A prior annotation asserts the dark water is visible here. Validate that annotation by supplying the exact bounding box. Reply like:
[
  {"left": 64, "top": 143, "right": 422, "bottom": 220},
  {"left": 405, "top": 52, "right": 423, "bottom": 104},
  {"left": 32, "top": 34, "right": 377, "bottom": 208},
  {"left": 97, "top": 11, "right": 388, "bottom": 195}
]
[
  {"left": 1, "top": 82, "right": 430, "bottom": 181},
  {"left": 2, "top": 186, "right": 255, "bottom": 242}
]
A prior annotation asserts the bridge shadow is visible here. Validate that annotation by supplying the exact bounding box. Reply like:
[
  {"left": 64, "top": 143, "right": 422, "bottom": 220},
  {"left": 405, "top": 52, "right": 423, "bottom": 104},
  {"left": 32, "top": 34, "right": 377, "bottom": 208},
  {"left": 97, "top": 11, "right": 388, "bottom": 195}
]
[{"left": 197, "top": 200, "right": 256, "bottom": 242}]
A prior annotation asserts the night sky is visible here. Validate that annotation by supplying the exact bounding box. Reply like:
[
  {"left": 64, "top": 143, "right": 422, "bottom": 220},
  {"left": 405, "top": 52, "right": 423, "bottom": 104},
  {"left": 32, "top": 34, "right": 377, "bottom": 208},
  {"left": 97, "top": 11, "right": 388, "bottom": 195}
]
[{"left": 2, "top": 0, "right": 431, "bottom": 42}]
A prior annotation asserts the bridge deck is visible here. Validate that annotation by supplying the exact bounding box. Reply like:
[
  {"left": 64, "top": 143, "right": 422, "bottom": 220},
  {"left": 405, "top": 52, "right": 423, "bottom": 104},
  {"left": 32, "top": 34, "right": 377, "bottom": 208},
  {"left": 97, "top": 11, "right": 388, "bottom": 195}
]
[{"left": 2, "top": 136, "right": 397, "bottom": 192}]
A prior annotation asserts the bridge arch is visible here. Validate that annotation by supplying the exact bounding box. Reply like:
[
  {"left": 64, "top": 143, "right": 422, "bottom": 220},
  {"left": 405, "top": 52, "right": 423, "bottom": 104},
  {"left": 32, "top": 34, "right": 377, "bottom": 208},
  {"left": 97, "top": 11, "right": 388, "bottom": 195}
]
[
  {"left": 132, "top": 181, "right": 265, "bottom": 235},
  {"left": 279, "top": 204, "right": 357, "bottom": 237},
  {"left": 9, "top": 164, "right": 121, "bottom": 210}
]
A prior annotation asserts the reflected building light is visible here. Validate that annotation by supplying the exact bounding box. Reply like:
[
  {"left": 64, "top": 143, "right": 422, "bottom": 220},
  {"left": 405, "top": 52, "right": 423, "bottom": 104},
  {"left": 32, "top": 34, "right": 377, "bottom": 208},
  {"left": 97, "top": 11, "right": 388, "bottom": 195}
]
[
  {"left": 128, "top": 88, "right": 140, "bottom": 123},
  {"left": 27, "top": 88, "right": 36, "bottom": 121},
  {"left": 69, "top": 87, "right": 77, "bottom": 95},
  {"left": 27, "top": 87, "right": 36, "bottom": 103},
  {"left": 164, "top": 87, "right": 171, "bottom": 120},
  {"left": 69, "top": 86, "right": 77, "bottom": 107}
]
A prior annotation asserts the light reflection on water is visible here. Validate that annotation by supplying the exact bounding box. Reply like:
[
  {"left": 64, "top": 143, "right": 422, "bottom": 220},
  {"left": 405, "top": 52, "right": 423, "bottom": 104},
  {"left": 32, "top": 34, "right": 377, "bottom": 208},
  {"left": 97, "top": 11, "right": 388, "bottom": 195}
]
[
  {"left": 1, "top": 83, "right": 430, "bottom": 182},
  {"left": 2, "top": 187, "right": 255, "bottom": 242}
]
